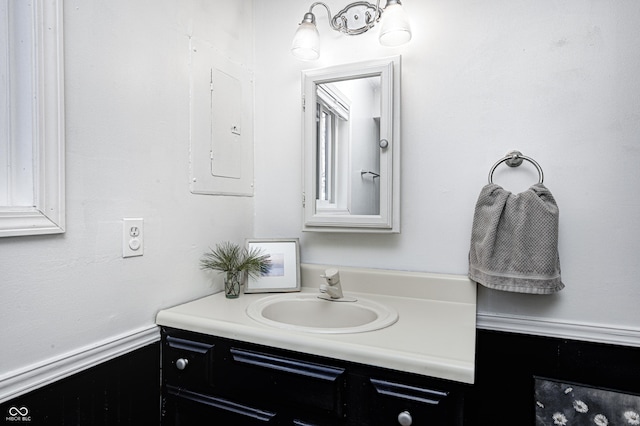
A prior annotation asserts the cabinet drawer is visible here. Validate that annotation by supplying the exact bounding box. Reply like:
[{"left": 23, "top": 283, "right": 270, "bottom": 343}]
[
  {"left": 164, "top": 385, "right": 277, "bottom": 425},
  {"left": 163, "top": 335, "right": 215, "bottom": 390},
  {"left": 217, "top": 347, "right": 347, "bottom": 419},
  {"left": 368, "top": 378, "right": 452, "bottom": 425}
]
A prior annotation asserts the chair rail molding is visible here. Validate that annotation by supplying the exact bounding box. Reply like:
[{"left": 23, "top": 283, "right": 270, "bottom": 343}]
[{"left": 477, "top": 312, "right": 640, "bottom": 348}]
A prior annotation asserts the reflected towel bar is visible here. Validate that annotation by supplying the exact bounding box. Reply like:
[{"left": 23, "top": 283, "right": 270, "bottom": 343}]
[{"left": 360, "top": 170, "right": 380, "bottom": 179}]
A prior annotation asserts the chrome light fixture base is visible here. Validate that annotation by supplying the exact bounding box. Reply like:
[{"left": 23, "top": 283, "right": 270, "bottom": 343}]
[{"left": 331, "top": 1, "right": 381, "bottom": 35}]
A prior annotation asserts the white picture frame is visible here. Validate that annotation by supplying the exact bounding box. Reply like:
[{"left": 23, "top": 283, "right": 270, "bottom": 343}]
[{"left": 244, "top": 238, "right": 300, "bottom": 293}]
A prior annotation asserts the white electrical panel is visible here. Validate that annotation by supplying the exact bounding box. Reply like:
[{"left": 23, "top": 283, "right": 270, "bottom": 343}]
[
  {"left": 211, "top": 68, "right": 242, "bottom": 179},
  {"left": 189, "top": 38, "right": 254, "bottom": 196}
]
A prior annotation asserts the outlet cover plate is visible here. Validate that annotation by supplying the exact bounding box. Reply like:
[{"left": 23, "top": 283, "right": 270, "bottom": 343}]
[{"left": 123, "top": 218, "right": 144, "bottom": 258}]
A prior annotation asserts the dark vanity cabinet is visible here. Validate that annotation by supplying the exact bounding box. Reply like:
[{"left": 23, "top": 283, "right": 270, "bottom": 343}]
[{"left": 161, "top": 327, "right": 470, "bottom": 425}]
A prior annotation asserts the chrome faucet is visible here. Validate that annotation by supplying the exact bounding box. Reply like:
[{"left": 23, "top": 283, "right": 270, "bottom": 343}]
[{"left": 319, "top": 268, "right": 357, "bottom": 302}]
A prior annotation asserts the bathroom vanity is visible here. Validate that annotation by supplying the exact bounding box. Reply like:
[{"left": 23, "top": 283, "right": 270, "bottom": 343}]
[{"left": 156, "top": 264, "right": 477, "bottom": 425}]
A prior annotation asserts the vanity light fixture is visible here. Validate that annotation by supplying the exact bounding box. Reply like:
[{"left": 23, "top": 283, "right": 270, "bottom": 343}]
[{"left": 291, "top": 0, "right": 412, "bottom": 61}]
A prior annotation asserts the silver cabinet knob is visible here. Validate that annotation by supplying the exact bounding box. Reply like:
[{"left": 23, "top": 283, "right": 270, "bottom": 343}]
[
  {"left": 397, "top": 410, "right": 413, "bottom": 426},
  {"left": 175, "top": 358, "right": 189, "bottom": 371},
  {"left": 379, "top": 139, "right": 389, "bottom": 149}
]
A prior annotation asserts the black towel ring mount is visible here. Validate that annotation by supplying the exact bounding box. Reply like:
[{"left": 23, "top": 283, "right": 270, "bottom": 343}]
[{"left": 488, "top": 150, "right": 544, "bottom": 184}]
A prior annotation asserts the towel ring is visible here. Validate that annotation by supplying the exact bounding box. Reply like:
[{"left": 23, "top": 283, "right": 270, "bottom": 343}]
[{"left": 488, "top": 150, "right": 544, "bottom": 184}]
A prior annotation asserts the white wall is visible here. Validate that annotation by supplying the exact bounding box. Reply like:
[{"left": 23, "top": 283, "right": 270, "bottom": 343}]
[
  {"left": 254, "top": 1, "right": 640, "bottom": 339},
  {"left": 0, "top": 0, "right": 254, "bottom": 397}
]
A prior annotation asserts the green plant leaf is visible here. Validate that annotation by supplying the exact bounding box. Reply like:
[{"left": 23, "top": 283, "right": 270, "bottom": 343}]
[{"left": 200, "top": 241, "right": 271, "bottom": 279}]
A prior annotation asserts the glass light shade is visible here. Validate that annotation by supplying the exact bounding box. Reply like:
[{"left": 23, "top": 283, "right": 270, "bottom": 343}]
[
  {"left": 378, "top": 2, "right": 412, "bottom": 47},
  {"left": 291, "top": 21, "right": 320, "bottom": 60}
]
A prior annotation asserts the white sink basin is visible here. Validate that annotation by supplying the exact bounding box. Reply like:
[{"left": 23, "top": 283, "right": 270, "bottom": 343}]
[{"left": 246, "top": 293, "right": 399, "bottom": 334}]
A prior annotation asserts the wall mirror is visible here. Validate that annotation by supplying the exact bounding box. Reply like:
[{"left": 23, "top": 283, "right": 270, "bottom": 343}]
[{"left": 302, "top": 56, "right": 400, "bottom": 233}]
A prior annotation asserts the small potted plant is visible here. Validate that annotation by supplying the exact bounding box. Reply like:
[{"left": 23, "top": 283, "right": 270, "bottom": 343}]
[{"left": 200, "top": 241, "right": 271, "bottom": 298}]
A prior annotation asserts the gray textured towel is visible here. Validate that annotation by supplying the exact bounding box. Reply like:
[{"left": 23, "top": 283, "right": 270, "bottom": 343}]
[{"left": 468, "top": 183, "right": 564, "bottom": 294}]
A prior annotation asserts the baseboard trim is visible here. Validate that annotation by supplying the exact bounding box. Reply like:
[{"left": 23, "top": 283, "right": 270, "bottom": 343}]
[
  {"left": 477, "top": 312, "right": 640, "bottom": 348},
  {"left": 0, "top": 325, "right": 160, "bottom": 404}
]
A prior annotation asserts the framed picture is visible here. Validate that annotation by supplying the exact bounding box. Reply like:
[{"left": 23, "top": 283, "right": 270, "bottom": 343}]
[{"left": 244, "top": 238, "right": 300, "bottom": 293}]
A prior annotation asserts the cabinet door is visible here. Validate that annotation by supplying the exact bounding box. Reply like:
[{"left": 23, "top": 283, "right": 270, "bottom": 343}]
[
  {"left": 367, "top": 378, "right": 455, "bottom": 425},
  {"left": 163, "top": 385, "right": 277, "bottom": 425},
  {"left": 218, "top": 347, "right": 347, "bottom": 420},
  {"left": 163, "top": 333, "right": 215, "bottom": 391}
]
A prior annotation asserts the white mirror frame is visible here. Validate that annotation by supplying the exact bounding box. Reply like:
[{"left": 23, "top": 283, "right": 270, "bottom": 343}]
[
  {"left": 0, "top": 0, "right": 65, "bottom": 237},
  {"left": 302, "top": 56, "right": 400, "bottom": 233}
]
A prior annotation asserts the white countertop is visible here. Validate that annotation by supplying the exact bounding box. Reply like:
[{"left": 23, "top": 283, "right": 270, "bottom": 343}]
[{"left": 156, "top": 264, "right": 477, "bottom": 384}]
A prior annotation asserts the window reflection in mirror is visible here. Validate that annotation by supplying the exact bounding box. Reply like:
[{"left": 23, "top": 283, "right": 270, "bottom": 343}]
[{"left": 316, "top": 77, "right": 381, "bottom": 216}]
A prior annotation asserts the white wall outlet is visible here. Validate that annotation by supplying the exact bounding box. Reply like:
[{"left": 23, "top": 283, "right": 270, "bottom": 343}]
[{"left": 123, "top": 218, "right": 144, "bottom": 258}]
